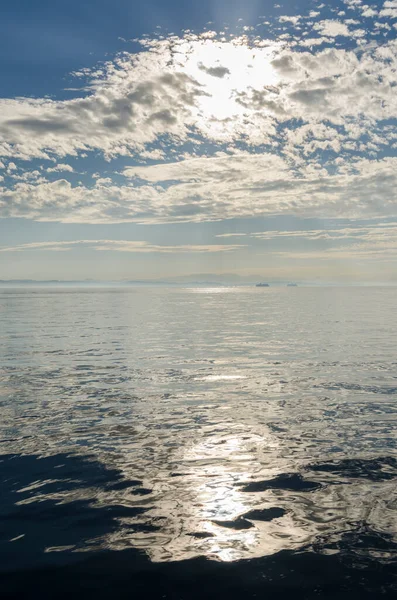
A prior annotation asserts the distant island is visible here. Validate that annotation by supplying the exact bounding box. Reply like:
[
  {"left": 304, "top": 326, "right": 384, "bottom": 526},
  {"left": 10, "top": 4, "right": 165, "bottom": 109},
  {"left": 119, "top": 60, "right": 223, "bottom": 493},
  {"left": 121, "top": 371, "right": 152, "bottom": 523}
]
[
  {"left": 287, "top": 283, "right": 298, "bottom": 287},
  {"left": 256, "top": 283, "right": 270, "bottom": 287}
]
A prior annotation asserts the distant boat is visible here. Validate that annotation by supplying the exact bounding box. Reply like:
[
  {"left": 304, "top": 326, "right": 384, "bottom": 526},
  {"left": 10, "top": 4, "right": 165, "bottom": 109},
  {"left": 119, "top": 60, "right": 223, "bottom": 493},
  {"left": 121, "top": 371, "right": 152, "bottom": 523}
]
[
  {"left": 287, "top": 283, "right": 298, "bottom": 287},
  {"left": 256, "top": 283, "right": 270, "bottom": 287}
]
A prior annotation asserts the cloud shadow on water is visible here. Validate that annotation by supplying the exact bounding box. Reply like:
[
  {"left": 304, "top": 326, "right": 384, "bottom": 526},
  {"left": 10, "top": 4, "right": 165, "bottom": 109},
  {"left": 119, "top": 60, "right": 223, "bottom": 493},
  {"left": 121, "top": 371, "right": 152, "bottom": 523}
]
[
  {"left": 0, "top": 452, "right": 149, "bottom": 572},
  {"left": 1, "top": 453, "right": 397, "bottom": 599}
]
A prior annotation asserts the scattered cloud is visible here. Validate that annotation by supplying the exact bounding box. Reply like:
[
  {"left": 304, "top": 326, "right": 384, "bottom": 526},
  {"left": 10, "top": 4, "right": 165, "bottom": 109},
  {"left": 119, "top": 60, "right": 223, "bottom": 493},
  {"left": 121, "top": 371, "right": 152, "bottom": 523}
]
[
  {"left": 379, "top": 1, "right": 397, "bottom": 19},
  {"left": 0, "top": 6, "right": 397, "bottom": 228},
  {"left": 216, "top": 222, "right": 397, "bottom": 262},
  {"left": 1, "top": 153, "right": 397, "bottom": 224},
  {"left": 313, "top": 19, "right": 351, "bottom": 37}
]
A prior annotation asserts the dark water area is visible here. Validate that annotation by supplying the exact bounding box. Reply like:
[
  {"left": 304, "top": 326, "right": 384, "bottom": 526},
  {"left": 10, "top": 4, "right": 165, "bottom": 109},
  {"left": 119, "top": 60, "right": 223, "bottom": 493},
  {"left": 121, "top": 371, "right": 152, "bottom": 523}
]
[{"left": 0, "top": 286, "right": 396, "bottom": 598}]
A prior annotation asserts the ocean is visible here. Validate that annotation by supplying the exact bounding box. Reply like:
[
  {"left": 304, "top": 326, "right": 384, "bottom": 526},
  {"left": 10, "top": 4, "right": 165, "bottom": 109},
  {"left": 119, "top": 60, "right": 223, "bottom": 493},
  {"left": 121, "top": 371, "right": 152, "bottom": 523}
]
[{"left": 0, "top": 285, "right": 396, "bottom": 598}]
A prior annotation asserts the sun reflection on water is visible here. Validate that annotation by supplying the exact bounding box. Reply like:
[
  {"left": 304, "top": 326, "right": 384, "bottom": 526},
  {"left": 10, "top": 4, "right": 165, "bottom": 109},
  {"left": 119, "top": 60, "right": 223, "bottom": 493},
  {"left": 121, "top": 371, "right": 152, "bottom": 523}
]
[
  {"left": 151, "top": 432, "right": 287, "bottom": 562},
  {"left": 3, "top": 287, "right": 397, "bottom": 569}
]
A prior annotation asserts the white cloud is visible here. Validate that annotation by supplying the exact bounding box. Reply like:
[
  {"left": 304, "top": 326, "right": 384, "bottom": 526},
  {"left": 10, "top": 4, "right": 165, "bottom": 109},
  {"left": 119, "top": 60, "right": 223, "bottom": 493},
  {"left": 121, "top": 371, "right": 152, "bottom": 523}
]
[
  {"left": 94, "top": 177, "right": 113, "bottom": 186},
  {"left": 248, "top": 222, "right": 397, "bottom": 263},
  {"left": 215, "top": 233, "right": 248, "bottom": 238},
  {"left": 123, "top": 153, "right": 288, "bottom": 183},
  {"left": 314, "top": 20, "right": 351, "bottom": 37},
  {"left": 0, "top": 32, "right": 396, "bottom": 163},
  {"left": 139, "top": 149, "right": 166, "bottom": 160},
  {"left": 47, "top": 163, "right": 75, "bottom": 173},
  {"left": 0, "top": 69, "right": 205, "bottom": 161},
  {"left": 251, "top": 223, "right": 397, "bottom": 242},
  {"left": 343, "top": 0, "right": 363, "bottom": 7},
  {"left": 0, "top": 239, "right": 244, "bottom": 253},
  {"left": 11, "top": 169, "right": 44, "bottom": 182},
  {"left": 361, "top": 8, "right": 378, "bottom": 17},
  {"left": 297, "top": 37, "right": 329, "bottom": 47},
  {"left": 0, "top": 37, "right": 281, "bottom": 159},
  {"left": 2, "top": 154, "right": 397, "bottom": 224},
  {"left": 380, "top": 9, "right": 397, "bottom": 17},
  {"left": 279, "top": 16, "right": 301, "bottom": 25},
  {"left": 0, "top": 11, "right": 397, "bottom": 227},
  {"left": 379, "top": 1, "right": 397, "bottom": 18}
]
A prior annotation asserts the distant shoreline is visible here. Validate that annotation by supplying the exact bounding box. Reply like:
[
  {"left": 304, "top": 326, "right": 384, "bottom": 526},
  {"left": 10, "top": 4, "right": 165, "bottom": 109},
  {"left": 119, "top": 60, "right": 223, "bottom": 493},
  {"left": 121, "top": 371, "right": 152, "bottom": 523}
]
[{"left": 0, "top": 281, "right": 396, "bottom": 288}]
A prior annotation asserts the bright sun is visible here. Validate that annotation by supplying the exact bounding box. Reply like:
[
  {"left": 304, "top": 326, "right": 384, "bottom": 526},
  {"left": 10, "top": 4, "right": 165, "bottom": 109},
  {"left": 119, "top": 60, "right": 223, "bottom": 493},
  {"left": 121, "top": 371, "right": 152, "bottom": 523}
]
[{"left": 175, "top": 38, "right": 280, "bottom": 122}]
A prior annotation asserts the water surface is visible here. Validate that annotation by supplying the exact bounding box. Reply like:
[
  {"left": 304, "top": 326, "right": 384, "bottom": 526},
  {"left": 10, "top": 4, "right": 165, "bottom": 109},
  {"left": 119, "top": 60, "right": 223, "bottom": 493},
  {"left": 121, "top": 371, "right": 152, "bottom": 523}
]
[{"left": 1, "top": 286, "right": 396, "bottom": 597}]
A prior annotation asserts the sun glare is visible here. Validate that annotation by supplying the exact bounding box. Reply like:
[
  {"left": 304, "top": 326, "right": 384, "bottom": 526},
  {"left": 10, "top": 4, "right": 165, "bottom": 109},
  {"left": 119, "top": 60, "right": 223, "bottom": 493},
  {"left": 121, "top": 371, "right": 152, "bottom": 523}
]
[{"left": 175, "top": 39, "right": 279, "bottom": 122}]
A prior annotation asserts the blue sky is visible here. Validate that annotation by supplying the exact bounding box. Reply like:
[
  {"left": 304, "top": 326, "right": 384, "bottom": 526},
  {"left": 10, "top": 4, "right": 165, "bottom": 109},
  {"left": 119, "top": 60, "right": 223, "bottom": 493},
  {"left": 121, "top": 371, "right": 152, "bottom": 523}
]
[{"left": 1, "top": 0, "right": 397, "bottom": 282}]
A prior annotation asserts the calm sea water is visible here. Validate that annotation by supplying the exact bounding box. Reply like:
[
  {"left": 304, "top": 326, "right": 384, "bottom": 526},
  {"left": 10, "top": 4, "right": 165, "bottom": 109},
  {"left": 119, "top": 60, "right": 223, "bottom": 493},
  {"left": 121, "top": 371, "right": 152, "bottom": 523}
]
[{"left": 1, "top": 286, "right": 397, "bottom": 598}]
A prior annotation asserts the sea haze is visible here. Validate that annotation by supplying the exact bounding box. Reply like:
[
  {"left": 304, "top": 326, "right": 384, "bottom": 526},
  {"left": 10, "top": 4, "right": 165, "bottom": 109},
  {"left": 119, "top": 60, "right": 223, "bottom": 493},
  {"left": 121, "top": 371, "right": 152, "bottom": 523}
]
[{"left": 1, "top": 286, "right": 397, "bottom": 598}]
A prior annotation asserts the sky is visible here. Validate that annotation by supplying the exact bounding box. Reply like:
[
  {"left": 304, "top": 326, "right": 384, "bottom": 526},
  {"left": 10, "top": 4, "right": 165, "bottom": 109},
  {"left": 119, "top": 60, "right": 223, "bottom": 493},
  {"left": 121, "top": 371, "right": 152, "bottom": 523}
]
[{"left": 1, "top": 0, "right": 397, "bottom": 282}]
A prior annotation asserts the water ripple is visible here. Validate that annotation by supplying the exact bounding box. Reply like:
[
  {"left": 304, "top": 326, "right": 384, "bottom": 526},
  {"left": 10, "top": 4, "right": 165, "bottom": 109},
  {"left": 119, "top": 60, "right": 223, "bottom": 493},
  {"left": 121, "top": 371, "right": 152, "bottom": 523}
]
[{"left": 0, "top": 286, "right": 396, "bottom": 578}]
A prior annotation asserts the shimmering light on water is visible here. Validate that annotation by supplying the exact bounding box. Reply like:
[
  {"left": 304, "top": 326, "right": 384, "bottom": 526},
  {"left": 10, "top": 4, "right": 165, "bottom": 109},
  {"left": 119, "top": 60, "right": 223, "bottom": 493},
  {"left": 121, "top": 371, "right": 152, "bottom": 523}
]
[{"left": 0, "top": 285, "right": 397, "bottom": 573}]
